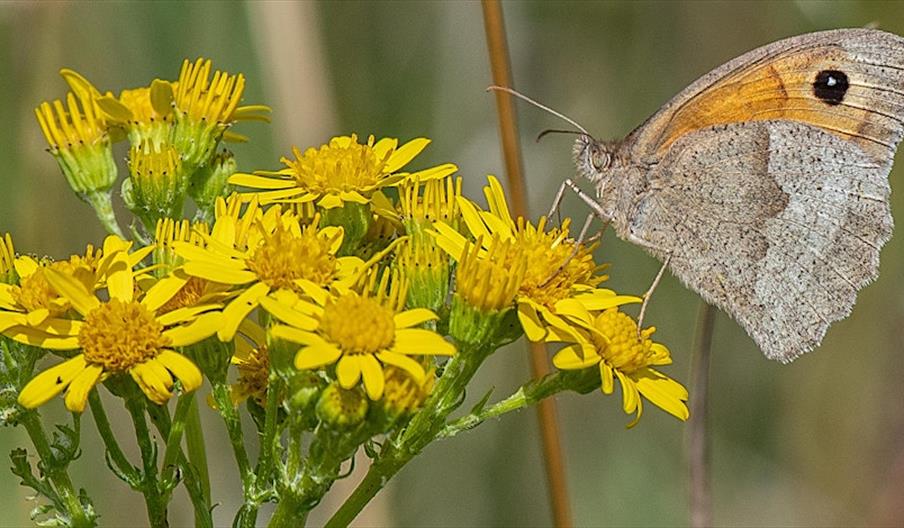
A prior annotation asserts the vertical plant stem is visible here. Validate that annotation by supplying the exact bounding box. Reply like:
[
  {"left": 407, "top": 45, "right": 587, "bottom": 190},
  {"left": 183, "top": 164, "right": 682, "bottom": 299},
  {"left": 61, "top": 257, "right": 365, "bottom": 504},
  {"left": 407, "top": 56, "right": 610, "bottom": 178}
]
[
  {"left": 20, "top": 411, "right": 93, "bottom": 528},
  {"left": 688, "top": 301, "right": 715, "bottom": 528},
  {"left": 184, "top": 397, "right": 211, "bottom": 508},
  {"left": 481, "top": 2, "right": 572, "bottom": 526},
  {"left": 125, "top": 398, "right": 168, "bottom": 528},
  {"left": 88, "top": 391, "right": 140, "bottom": 484},
  {"left": 160, "top": 393, "right": 195, "bottom": 489},
  {"left": 211, "top": 382, "right": 253, "bottom": 491}
]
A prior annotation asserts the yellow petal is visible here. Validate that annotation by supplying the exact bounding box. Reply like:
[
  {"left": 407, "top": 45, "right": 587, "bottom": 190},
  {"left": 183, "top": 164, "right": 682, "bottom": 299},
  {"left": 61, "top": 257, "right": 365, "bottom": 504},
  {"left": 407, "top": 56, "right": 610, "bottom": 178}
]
[
  {"left": 456, "top": 197, "right": 492, "bottom": 242},
  {"left": 336, "top": 355, "right": 362, "bottom": 389},
  {"left": 130, "top": 361, "right": 173, "bottom": 405},
  {"left": 552, "top": 345, "right": 600, "bottom": 370},
  {"left": 517, "top": 302, "right": 547, "bottom": 342},
  {"left": 359, "top": 354, "right": 385, "bottom": 400},
  {"left": 237, "top": 318, "right": 267, "bottom": 345},
  {"left": 25, "top": 308, "right": 50, "bottom": 327},
  {"left": 0, "top": 312, "right": 27, "bottom": 332},
  {"left": 217, "top": 283, "right": 270, "bottom": 341},
  {"left": 317, "top": 193, "right": 344, "bottom": 209},
  {"left": 105, "top": 251, "right": 134, "bottom": 302},
  {"left": 164, "top": 311, "right": 223, "bottom": 347},
  {"left": 149, "top": 79, "right": 174, "bottom": 116},
  {"left": 183, "top": 261, "right": 257, "bottom": 285},
  {"left": 156, "top": 304, "right": 221, "bottom": 326},
  {"left": 385, "top": 137, "right": 429, "bottom": 173},
  {"left": 484, "top": 175, "right": 514, "bottom": 226},
  {"left": 171, "top": 242, "right": 242, "bottom": 268},
  {"left": 141, "top": 273, "right": 190, "bottom": 312},
  {"left": 372, "top": 137, "right": 398, "bottom": 160},
  {"left": 259, "top": 295, "right": 319, "bottom": 330},
  {"left": 615, "top": 369, "right": 638, "bottom": 414},
  {"left": 43, "top": 268, "right": 100, "bottom": 316},
  {"left": 338, "top": 191, "right": 369, "bottom": 204},
  {"left": 96, "top": 95, "right": 133, "bottom": 122},
  {"left": 294, "top": 342, "right": 343, "bottom": 370},
  {"left": 391, "top": 329, "right": 455, "bottom": 356},
  {"left": 394, "top": 308, "right": 438, "bottom": 329},
  {"left": 600, "top": 363, "right": 614, "bottom": 394},
  {"left": 63, "top": 365, "right": 103, "bottom": 413},
  {"left": 409, "top": 163, "right": 458, "bottom": 181},
  {"left": 229, "top": 173, "right": 296, "bottom": 190},
  {"left": 376, "top": 351, "right": 425, "bottom": 382},
  {"left": 18, "top": 355, "right": 88, "bottom": 409},
  {"left": 13, "top": 256, "right": 38, "bottom": 279},
  {"left": 157, "top": 350, "right": 203, "bottom": 392},
  {"left": 429, "top": 222, "right": 469, "bottom": 262},
  {"left": 5, "top": 325, "right": 80, "bottom": 350},
  {"left": 271, "top": 325, "right": 321, "bottom": 345},
  {"left": 577, "top": 292, "right": 642, "bottom": 311}
]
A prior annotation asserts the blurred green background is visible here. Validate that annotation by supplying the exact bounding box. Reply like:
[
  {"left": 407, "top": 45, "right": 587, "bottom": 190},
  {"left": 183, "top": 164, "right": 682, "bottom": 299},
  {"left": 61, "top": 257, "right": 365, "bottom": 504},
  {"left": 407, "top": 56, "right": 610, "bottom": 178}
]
[{"left": 1, "top": 1, "right": 903, "bottom": 526}]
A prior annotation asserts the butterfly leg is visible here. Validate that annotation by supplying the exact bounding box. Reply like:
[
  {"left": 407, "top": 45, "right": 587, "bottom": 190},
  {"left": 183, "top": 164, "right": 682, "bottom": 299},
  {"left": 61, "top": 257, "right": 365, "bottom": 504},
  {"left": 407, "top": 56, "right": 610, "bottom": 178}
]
[
  {"left": 541, "top": 212, "right": 597, "bottom": 286},
  {"left": 636, "top": 253, "right": 671, "bottom": 336},
  {"left": 562, "top": 178, "right": 610, "bottom": 222},
  {"left": 547, "top": 181, "right": 570, "bottom": 225}
]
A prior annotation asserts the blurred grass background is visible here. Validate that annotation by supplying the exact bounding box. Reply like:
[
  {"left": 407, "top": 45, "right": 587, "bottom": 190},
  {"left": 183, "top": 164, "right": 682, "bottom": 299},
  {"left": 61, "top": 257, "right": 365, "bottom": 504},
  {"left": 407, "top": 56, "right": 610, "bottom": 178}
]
[{"left": 1, "top": 1, "right": 904, "bottom": 526}]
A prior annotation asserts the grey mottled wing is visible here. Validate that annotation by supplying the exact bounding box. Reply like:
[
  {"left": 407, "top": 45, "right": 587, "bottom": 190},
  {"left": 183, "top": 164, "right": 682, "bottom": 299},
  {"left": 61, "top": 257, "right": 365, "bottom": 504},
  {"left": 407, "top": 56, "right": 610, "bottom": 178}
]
[{"left": 630, "top": 121, "right": 892, "bottom": 362}]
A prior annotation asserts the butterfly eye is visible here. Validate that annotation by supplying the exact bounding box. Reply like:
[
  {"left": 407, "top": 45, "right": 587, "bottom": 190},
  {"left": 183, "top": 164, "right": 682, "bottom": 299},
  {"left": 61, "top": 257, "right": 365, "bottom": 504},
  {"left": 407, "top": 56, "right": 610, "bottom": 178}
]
[{"left": 590, "top": 146, "right": 610, "bottom": 172}]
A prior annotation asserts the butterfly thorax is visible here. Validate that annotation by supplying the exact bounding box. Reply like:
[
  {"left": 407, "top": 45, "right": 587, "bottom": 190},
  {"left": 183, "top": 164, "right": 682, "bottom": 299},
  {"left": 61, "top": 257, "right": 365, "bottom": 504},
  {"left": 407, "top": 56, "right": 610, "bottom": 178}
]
[{"left": 573, "top": 135, "right": 648, "bottom": 237}]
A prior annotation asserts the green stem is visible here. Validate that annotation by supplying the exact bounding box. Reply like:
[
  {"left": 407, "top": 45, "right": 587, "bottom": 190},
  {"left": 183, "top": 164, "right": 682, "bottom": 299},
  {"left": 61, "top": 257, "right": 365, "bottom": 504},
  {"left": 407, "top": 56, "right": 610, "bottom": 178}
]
[
  {"left": 440, "top": 371, "right": 575, "bottom": 439},
  {"left": 85, "top": 190, "right": 124, "bottom": 237},
  {"left": 145, "top": 398, "right": 213, "bottom": 528},
  {"left": 125, "top": 398, "right": 168, "bottom": 528},
  {"left": 211, "top": 382, "right": 253, "bottom": 490},
  {"left": 184, "top": 397, "right": 211, "bottom": 509},
  {"left": 160, "top": 393, "right": 194, "bottom": 491},
  {"left": 326, "top": 343, "right": 494, "bottom": 527},
  {"left": 20, "top": 411, "right": 94, "bottom": 528},
  {"left": 88, "top": 391, "right": 140, "bottom": 485},
  {"left": 267, "top": 493, "right": 310, "bottom": 528}
]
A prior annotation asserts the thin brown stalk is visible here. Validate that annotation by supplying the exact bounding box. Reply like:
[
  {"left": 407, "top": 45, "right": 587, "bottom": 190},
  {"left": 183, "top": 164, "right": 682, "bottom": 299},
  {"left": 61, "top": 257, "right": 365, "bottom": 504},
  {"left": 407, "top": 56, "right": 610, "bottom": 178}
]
[
  {"left": 688, "top": 301, "right": 715, "bottom": 528},
  {"left": 481, "top": 2, "right": 572, "bottom": 527}
]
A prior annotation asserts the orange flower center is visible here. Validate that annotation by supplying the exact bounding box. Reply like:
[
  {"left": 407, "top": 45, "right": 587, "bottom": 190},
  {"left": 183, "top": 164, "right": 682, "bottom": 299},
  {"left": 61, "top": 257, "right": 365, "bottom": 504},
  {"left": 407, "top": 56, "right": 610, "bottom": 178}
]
[
  {"left": 319, "top": 294, "right": 395, "bottom": 354},
  {"left": 246, "top": 226, "right": 337, "bottom": 290},
  {"left": 79, "top": 299, "right": 170, "bottom": 371}
]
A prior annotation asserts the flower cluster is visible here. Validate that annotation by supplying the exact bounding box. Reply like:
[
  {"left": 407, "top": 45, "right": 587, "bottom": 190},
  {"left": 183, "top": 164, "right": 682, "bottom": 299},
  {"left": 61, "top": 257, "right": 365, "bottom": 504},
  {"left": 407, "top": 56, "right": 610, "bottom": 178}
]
[
  {"left": 4, "top": 58, "right": 689, "bottom": 527},
  {"left": 35, "top": 59, "right": 270, "bottom": 233}
]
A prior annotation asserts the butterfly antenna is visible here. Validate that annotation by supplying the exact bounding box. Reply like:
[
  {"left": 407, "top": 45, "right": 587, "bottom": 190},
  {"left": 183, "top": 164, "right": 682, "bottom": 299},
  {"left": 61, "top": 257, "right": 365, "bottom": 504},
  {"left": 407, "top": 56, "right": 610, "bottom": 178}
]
[
  {"left": 487, "top": 85, "right": 590, "bottom": 136},
  {"left": 536, "top": 128, "right": 586, "bottom": 142}
]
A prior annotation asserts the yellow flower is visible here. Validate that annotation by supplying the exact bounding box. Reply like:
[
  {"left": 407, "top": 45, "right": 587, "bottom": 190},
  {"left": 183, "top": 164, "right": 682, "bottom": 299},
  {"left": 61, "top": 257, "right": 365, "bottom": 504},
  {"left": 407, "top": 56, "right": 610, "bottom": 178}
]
[
  {"left": 432, "top": 175, "right": 639, "bottom": 343},
  {"left": 379, "top": 364, "right": 435, "bottom": 419},
  {"left": 551, "top": 307, "right": 688, "bottom": 426},
  {"left": 229, "top": 134, "right": 457, "bottom": 210},
  {"left": 0, "top": 236, "right": 152, "bottom": 332},
  {"left": 172, "top": 197, "right": 364, "bottom": 341},
  {"left": 264, "top": 273, "right": 455, "bottom": 400},
  {"left": 123, "top": 140, "right": 186, "bottom": 228},
  {"left": 1, "top": 233, "right": 15, "bottom": 284},
  {"left": 34, "top": 78, "right": 118, "bottom": 199},
  {"left": 13, "top": 248, "right": 222, "bottom": 412},
  {"left": 171, "top": 58, "right": 270, "bottom": 171},
  {"left": 397, "top": 176, "right": 463, "bottom": 236},
  {"left": 153, "top": 217, "right": 209, "bottom": 274},
  {"left": 230, "top": 320, "right": 270, "bottom": 407},
  {"left": 95, "top": 82, "right": 175, "bottom": 148}
]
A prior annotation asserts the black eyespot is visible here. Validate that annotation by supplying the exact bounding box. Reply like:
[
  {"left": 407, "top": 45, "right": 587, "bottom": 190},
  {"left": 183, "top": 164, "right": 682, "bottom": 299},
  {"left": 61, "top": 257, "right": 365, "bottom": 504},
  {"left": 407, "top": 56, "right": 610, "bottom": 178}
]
[{"left": 813, "top": 70, "right": 849, "bottom": 106}]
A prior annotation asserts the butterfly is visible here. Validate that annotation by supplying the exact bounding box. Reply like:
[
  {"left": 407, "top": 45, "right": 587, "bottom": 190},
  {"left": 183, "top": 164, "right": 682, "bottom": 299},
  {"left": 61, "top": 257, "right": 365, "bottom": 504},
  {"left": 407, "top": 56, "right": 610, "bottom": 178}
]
[{"left": 558, "top": 28, "right": 903, "bottom": 363}]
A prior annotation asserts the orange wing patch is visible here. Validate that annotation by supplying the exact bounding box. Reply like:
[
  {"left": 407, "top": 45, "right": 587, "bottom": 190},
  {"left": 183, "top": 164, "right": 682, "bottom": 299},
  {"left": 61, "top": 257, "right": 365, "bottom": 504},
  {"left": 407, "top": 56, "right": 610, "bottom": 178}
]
[{"left": 652, "top": 46, "right": 904, "bottom": 161}]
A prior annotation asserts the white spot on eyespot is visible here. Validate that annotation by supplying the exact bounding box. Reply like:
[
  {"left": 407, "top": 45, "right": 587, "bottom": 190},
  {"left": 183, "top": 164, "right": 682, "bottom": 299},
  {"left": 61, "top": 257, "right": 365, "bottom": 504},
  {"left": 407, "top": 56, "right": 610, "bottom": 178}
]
[{"left": 826, "top": 76, "right": 837, "bottom": 86}]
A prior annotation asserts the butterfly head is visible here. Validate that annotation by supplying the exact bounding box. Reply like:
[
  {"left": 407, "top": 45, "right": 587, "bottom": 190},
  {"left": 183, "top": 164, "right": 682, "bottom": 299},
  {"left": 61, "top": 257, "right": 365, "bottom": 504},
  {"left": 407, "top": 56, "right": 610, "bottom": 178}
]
[{"left": 573, "top": 134, "right": 616, "bottom": 184}]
